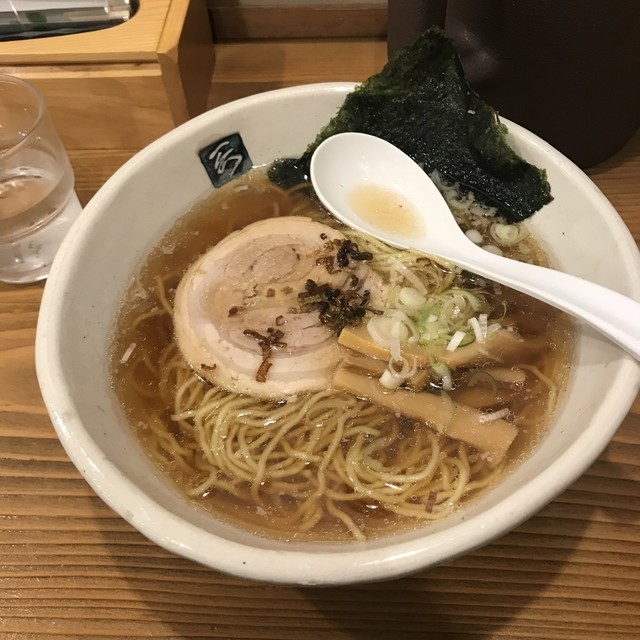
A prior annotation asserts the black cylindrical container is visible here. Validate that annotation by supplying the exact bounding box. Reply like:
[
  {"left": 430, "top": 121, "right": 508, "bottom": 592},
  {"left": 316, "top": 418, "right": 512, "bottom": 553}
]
[{"left": 387, "top": 0, "right": 640, "bottom": 168}]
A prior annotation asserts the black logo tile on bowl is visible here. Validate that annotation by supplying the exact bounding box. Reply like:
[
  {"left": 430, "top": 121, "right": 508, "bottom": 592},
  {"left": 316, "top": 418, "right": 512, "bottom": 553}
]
[{"left": 199, "top": 133, "right": 253, "bottom": 188}]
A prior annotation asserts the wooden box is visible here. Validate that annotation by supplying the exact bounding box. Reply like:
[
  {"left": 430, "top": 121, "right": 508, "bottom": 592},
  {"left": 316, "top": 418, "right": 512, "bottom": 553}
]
[{"left": 0, "top": 0, "right": 214, "bottom": 152}]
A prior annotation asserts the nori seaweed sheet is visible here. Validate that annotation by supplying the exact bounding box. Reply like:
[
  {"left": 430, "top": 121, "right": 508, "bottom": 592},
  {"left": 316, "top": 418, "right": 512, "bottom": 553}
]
[{"left": 268, "top": 27, "right": 552, "bottom": 223}]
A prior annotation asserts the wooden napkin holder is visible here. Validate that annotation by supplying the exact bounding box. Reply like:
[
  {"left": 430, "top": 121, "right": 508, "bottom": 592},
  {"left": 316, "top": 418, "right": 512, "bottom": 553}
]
[{"left": 0, "top": 0, "right": 214, "bottom": 152}]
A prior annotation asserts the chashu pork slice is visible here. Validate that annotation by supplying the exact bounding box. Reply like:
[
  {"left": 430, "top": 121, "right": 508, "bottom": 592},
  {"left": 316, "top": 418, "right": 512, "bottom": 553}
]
[{"left": 174, "top": 216, "right": 374, "bottom": 399}]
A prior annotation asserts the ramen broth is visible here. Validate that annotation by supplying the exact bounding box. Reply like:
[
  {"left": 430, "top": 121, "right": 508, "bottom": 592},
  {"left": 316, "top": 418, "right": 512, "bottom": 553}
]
[{"left": 111, "top": 169, "right": 573, "bottom": 541}]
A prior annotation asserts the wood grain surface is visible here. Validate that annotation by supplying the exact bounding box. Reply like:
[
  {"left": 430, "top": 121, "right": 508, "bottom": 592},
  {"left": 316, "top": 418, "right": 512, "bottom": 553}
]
[
  {"left": 0, "top": 0, "right": 172, "bottom": 65},
  {"left": 1, "top": 39, "right": 639, "bottom": 640},
  {"left": 1, "top": 0, "right": 216, "bottom": 154}
]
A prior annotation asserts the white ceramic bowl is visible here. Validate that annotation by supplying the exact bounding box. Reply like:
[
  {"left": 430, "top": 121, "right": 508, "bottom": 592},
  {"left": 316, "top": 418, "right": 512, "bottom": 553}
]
[{"left": 36, "top": 83, "right": 640, "bottom": 585}]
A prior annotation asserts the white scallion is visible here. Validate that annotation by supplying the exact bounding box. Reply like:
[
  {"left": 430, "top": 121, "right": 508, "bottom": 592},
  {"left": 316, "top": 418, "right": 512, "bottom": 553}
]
[
  {"left": 120, "top": 342, "right": 136, "bottom": 364},
  {"left": 389, "top": 333, "right": 402, "bottom": 361},
  {"left": 478, "top": 313, "right": 488, "bottom": 338},
  {"left": 465, "top": 229, "right": 484, "bottom": 244},
  {"left": 379, "top": 368, "right": 404, "bottom": 389},
  {"left": 379, "top": 356, "right": 417, "bottom": 390},
  {"left": 478, "top": 407, "right": 511, "bottom": 424},
  {"left": 486, "top": 322, "right": 501, "bottom": 338},
  {"left": 395, "top": 356, "right": 414, "bottom": 377},
  {"left": 398, "top": 286, "right": 427, "bottom": 308},
  {"left": 367, "top": 315, "right": 406, "bottom": 347},
  {"left": 482, "top": 244, "right": 503, "bottom": 256},
  {"left": 468, "top": 317, "right": 484, "bottom": 344},
  {"left": 446, "top": 330, "right": 467, "bottom": 352},
  {"left": 390, "top": 310, "right": 420, "bottom": 343},
  {"left": 367, "top": 313, "right": 419, "bottom": 357},
  {"left": 489, "top": 222, "right": 526, "bottom": 246}
]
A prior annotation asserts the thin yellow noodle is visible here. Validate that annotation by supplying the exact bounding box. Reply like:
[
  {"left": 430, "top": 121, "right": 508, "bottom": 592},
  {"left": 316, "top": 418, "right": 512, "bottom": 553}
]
[
  {"left": 173, "top": 373, "right": 201, "bottom": 416},
  {"left": 296, "top": 506, "right": 324, "bottom": 534},
  {"left": 223, "top": 428, "right": 258, "bottom": 480},
  {"left": 188, "top": 472, "right": 220, "bottom": 496},
  {"left": 131, "top": 307, "right": 165, "bottom": 330},
  {"left": 141, "top": 354, "right": 161, "bottom": 379},
  {"left": 465, "top": 464, "right": 503, "bottom": 492},
  {"left": 251, "top": 418, "right": 298, "bottom": 488},
  {"left": 144, "top": 414, "right": 193, "bottom": 472},
  {"left": 519, "top": 364, "right": 558, "bottom": 414},
  {"left": 441, "top": 456, "right": 471, "bottom": 505},
  {"left": 154, "top": 275, "right": 173, "bottom": 314},
  {"left": 263, "top": 460, "right": 310, "bottom": 480},
  {"left": 326, "top": 499, "right": 366, "bottom": 541},
  {"left": 364, "top": 432, "right": 442, "bottom": 486}
]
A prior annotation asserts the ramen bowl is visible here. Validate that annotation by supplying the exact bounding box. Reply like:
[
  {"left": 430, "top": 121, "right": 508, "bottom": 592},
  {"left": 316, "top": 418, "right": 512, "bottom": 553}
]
[{"left": 36, "top": 83, "right": 640, "bottom": 585}]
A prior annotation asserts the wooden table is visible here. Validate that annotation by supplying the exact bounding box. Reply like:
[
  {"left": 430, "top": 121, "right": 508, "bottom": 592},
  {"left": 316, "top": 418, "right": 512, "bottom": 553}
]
[{"left": 1, "top": 39, "right": 639, "bottom": 640}]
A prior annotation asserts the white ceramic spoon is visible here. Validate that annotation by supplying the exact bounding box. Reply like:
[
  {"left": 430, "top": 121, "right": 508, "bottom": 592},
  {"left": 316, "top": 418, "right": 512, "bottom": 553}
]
[{"left": 310, "top": 132, "right": 640, "bottom": 360}]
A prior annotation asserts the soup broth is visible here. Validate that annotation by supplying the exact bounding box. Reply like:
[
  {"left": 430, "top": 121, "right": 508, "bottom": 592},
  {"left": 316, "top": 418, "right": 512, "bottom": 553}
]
[{"left": 111, "top": 169, "right": 573, "bottom": 542}]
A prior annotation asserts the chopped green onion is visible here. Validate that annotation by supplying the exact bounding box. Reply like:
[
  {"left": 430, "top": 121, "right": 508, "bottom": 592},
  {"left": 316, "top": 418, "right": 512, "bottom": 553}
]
[
  {"left": 489, "top": 222, "right": 527, "bottom": 246},
  {"left": 468, "top": 370, "right": 498, "bottom": 395},
  {"left": 398, "top": 286, "right": 427, "bottom": 307}
]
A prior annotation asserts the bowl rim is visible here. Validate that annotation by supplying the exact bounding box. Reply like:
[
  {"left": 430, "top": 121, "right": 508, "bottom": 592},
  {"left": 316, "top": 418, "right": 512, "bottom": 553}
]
[{"left": 36, "top": 82, "right": 640, "bottom": 585}]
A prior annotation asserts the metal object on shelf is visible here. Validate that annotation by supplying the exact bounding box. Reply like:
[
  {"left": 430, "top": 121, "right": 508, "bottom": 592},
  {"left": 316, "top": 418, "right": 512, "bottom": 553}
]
[{"left": 0, "top": 0, "right": 137, "bottom": 40}]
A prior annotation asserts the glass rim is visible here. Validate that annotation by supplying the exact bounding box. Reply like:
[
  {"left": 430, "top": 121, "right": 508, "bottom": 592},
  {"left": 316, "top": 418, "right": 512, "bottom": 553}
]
[{"left": 0, "top": 73, "right": 46, "bottom": 162}]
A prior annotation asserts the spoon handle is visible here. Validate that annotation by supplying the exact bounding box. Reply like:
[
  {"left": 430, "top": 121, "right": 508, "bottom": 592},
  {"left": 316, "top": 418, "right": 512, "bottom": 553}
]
[{"left": 445, "top": 248, "right": 640, "bottom": 360}]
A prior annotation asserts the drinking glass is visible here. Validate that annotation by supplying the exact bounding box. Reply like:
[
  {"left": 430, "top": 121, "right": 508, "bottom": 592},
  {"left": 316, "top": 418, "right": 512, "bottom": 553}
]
[{"left": 0, "top": 74, "right": 82, "bottom": 284}]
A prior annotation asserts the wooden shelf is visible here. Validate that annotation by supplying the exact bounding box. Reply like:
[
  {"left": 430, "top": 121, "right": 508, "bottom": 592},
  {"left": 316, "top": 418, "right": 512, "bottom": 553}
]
[{"left": 0, "top": 0, "right": 214, "bottom": 151}]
